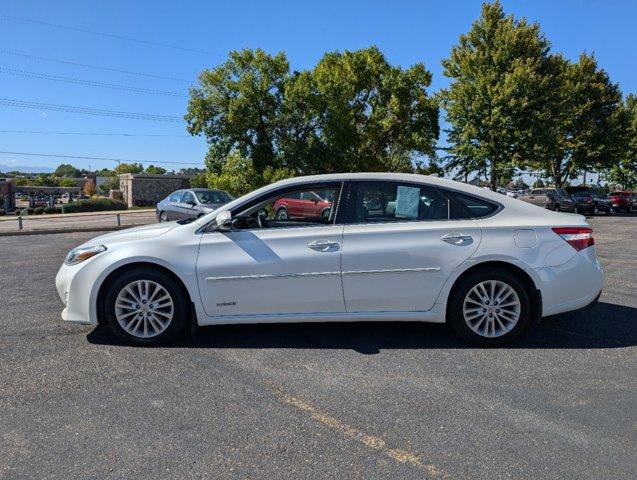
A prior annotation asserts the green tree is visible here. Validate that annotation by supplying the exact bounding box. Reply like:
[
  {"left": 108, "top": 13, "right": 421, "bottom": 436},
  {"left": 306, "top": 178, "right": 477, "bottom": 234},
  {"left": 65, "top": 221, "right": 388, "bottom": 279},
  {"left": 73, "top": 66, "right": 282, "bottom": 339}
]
[
  {"left": 605, "top": 94, "right": 637, "bottom": 189},
  {"left": 58, "top": 178, "right": 77, "bottom": 188},
  {"left": 186, "top": 46, "right": 439, "bottom": 180},
  {"left": 186, "top": 49, "right": 289, "bottom": 175},
  {"left": 439, "top": 0, "right": 553, "bottom": 190},
  {"left": 145, "top": 165, "right": 167, "bottom": 174},
  {"left": 291, "top": 47, "right": 439, "bottom": 173},
  {"left": 514, "top": 177, "right": 529, "bottom": 190},
  {"left": 538, "top": 54, "right": 626, "bottom": 187},
  {"left": 33, "top": 174, "right": 57, "bottom": 186},
  {"left": 202, "top": 152, "right": 293, "bottom": 197},
  {"left": 114, "top": 163, "right": 144, "bottom": 174},
  {"left": 54, "top": 163, "right": 81, "bottom": 178},
  {"left": 98, "top": 176, "right": 120, "bottom": 195}
]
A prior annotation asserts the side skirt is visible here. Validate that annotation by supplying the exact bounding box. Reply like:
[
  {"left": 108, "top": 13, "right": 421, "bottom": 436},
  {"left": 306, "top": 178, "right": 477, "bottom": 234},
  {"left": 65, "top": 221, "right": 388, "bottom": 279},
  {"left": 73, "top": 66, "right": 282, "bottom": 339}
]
[{"left": 195, "top": 303, "right": 446, "bottom": 326}]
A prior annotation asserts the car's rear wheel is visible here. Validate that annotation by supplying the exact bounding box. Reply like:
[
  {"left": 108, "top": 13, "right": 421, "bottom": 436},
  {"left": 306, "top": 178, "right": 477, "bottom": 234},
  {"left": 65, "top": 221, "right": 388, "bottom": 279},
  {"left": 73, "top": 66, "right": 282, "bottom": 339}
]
[
  {"left": 448, "top": 268, "right": 533, "bottom": 346},
  {"left": 103, "top": 268, "right": 188, "bottom": 346},
  {"left": 276, "top": 207, "right": 289, "bottom": 220}
]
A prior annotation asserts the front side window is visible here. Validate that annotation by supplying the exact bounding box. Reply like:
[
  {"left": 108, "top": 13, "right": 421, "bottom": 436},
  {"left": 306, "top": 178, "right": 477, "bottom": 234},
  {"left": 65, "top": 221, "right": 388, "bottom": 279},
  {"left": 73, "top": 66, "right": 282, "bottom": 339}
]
[
  {"left": 231, "top": 183, "right": 342, "bottom": 230},
  {"left": 169, "top": 191, "right": 182, "bottom": 202},
  {"left": 195, "top": 190, "right": 233, "bottom": 204},
  {"left": 181, "top": 191, "right": 196, "bottom": 204},
  {"left": 353, "top": 182, "right": 449, "bottom": 223}
]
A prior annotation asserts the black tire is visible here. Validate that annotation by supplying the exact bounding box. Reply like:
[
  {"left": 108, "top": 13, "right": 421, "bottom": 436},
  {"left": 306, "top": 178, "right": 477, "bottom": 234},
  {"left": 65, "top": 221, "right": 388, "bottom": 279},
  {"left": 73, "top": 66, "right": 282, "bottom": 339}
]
[
  {"left": 447, "top": 267, "right": 534, "bottom": 347},
  {"left": 553, "top": 203, "right": 560, "bottom": 212},
  {"left": 276, "top": 207, "right": 289, "bottom": 221},
  {"left": 102, "top": 268, "right": 189, "bottom": 346},
  {"left": 159, "top": 211, "right": 168, "bottom": 223}
]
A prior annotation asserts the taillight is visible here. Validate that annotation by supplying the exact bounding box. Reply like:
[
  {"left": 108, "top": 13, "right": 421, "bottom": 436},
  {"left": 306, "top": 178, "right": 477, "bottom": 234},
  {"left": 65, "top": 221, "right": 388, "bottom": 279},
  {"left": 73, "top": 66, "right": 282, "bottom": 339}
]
[{"left": 552, "top": 227, "right": 594, "bottom": 251}]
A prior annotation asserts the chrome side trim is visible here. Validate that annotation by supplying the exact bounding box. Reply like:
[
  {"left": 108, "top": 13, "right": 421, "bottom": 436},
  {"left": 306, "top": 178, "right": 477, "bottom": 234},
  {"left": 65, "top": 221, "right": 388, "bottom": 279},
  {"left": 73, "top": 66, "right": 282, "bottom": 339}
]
[
  {"left": 342, "top": 267, "right": 440, "bottom": 275},
  {"left": 205, "top": 271, "right": 340, "bottom": 282}
]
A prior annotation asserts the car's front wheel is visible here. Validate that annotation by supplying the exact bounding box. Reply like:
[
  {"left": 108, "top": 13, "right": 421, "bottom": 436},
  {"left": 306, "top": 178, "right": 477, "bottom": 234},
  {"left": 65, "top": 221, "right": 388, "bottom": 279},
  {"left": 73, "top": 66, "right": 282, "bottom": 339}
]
[
  {"left": 158, "top": 211, "right": 168, "bottom": 222},
  {"left": 448, "top": 268, "right": 533, "bottom": 346},
  {"left": 103, "top": 268, "right": 188, "bottom": 346}
]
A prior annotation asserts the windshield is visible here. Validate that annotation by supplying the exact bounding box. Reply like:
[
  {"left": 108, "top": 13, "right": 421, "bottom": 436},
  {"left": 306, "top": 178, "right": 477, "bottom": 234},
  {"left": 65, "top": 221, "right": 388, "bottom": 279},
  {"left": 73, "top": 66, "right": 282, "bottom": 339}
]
[{"left": 195, "top": 190, "right": 233, "bottom": 204}]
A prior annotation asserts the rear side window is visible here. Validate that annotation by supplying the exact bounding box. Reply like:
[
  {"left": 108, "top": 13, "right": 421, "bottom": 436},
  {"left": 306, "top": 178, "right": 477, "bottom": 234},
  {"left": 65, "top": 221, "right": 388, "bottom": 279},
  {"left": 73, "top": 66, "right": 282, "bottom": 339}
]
[
  {"left": 353, "top": 182, "right": 449, "bottom": 223},
  {"left": 447, "top": 191, "right": 499, "bottom": 218}
]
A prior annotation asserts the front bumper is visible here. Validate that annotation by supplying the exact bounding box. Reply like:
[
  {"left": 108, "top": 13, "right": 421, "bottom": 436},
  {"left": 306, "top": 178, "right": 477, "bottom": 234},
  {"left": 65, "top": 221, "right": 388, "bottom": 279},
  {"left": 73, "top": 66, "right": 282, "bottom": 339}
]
[
  {"left": 55, "top": 262, "right": 97, "bottom": 325},
  {"left": 535, "top": 247, "right": 604, "bottom": 317}
]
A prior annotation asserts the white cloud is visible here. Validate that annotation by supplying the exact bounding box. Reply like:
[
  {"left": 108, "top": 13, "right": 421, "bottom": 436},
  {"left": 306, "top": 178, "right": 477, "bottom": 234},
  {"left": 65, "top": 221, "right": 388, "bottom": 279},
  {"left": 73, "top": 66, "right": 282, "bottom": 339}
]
[{"left": 40, "top": 112, "right": 48, "bottom": 117}]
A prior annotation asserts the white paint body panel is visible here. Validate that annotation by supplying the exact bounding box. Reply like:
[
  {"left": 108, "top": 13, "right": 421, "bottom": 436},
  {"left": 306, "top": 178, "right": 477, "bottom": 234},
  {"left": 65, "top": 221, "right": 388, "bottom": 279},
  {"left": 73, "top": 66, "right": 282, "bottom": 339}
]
[
  {"left": 341, "top": 220, "right": 482, "bottom": 312},
  {"left": 196, "top": 226, "right": 345, "bottom": 316},
  {"left": 55, "top": 172, "right": 603, "bottom": 327}
]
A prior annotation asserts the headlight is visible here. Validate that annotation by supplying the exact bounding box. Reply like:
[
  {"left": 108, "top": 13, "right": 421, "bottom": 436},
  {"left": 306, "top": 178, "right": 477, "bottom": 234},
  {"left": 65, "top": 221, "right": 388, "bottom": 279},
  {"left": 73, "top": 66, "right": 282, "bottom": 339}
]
[{"left": 64, "top": 245, "right": 107, "bottom": 266}]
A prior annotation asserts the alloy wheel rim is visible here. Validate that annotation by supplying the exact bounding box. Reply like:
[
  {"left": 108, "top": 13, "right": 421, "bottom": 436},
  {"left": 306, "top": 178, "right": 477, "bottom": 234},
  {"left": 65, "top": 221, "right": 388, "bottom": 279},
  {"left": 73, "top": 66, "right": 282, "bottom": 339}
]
[
  {"left": 115, "top": 280, "right": 174, "bottom": 338},
  {"left": 463, "top": 280, "right": 521, "bottom": 338}
]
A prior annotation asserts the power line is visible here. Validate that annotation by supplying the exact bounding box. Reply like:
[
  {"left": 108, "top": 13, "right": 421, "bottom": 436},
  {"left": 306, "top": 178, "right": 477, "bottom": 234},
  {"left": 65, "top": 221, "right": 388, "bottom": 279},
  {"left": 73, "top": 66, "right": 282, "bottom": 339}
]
[
  {"left": 0, "top": 67, "right": 188, "bottom": 97},
  {"left": 0, "top": 98, "right": 182, "bottom": 122},
  {"left": 0, "top": 129, "right": 192, "bottom": 137},
  {"left": 0, "top": 150, "right": 205, "bottom": 166},
  {"left": 0, "top": 13, "right": 222, "bottom": 56},
  {"left": 0, "top": 50, "right": 191, "bottom": 83}
]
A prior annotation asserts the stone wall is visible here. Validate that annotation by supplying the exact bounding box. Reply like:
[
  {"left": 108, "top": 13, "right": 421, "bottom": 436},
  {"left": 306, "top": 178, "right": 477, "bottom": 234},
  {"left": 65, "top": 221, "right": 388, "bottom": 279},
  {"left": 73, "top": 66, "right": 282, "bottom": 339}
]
[{"left": 119, "top": 174, "right": 190, "bottom": 207}]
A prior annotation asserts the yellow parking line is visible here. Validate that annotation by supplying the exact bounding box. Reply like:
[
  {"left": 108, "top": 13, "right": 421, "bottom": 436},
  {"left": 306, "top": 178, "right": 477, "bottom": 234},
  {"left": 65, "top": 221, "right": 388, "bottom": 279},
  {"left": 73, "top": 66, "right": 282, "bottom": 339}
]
[{"left": 269, "top": 385, "right": 442, "bottom": 477}]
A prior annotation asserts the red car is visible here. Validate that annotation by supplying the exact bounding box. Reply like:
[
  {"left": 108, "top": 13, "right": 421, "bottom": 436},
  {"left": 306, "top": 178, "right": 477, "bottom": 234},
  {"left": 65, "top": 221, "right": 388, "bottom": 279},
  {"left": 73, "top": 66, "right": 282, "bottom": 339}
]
[
  {"left": 273, "top": 191, "right": 332, "bottom": 221},
  {"left": 608, "top": 191, "right": 632, "bottom": 213}
]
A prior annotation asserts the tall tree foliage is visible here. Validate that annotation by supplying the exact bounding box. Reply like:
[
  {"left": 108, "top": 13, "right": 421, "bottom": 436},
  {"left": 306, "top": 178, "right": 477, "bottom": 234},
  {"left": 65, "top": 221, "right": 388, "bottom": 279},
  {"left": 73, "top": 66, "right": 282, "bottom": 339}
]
[
  {"left": 539, "top": 54, "right": 626, "bottom": 187},
  {"left": 186, "top": 47, "right": 439, "bottom": 193},
  {"left": 439, "top": 0, "right": 553, "bottom": 190},
  {"left": 605, "top": 94, "right": 637, "bottom": 188}
]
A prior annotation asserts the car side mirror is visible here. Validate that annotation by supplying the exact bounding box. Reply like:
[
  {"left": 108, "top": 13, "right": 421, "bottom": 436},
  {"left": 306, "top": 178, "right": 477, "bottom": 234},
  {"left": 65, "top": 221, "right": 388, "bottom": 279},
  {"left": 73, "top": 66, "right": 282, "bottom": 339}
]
[{"left": 214, "top": 211, "right": 233, "bottom": 231}]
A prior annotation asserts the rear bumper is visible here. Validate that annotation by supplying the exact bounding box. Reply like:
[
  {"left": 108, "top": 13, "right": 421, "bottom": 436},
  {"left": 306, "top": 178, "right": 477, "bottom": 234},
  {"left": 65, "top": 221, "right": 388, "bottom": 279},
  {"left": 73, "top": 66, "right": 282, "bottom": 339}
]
[{"left": 535, "top": 247, "right": 604, "bottom": 317}]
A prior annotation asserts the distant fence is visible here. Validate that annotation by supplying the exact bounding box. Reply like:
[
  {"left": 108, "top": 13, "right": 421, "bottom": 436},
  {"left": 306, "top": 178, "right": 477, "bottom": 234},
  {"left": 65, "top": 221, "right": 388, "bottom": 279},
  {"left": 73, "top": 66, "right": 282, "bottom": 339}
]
[{"left": 0, "top": 210, "right": 156, "bottom": 235}]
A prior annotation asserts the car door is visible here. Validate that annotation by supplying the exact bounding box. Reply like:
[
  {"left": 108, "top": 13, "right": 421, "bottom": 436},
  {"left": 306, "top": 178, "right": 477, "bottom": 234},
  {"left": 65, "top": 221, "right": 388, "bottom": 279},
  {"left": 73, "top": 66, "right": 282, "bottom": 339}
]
[
  {"left": 165, "top": 191, "right": 183, "bottom": 220},
  {"left": 196, "top": 182, "right": 346, "bottom": 317},
  {"left": 340, "top": 181, "right": 484, "bottom": 313},
  {"left": 179, "top": 191, "right": 198, "bottom": 219}
]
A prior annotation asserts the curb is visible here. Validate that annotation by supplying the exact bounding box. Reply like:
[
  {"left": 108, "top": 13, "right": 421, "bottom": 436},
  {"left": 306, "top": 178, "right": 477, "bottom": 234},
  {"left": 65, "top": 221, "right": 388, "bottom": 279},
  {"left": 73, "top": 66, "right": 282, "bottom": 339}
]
[{"left": 0, "top": 224, "right": 148, "bottom": 237}]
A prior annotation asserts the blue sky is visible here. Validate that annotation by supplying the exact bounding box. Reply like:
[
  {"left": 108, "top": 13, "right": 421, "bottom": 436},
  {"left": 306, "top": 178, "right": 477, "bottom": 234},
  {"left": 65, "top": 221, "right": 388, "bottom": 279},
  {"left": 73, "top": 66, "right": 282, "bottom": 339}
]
[{"left": 1, "top": 0, "right": 635, "bottom": 173}]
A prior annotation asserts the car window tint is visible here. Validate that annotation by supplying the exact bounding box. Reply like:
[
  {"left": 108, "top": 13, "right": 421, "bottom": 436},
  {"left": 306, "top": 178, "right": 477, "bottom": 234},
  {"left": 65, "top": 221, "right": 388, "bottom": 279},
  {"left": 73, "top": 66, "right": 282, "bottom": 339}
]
[
  {"left": 182, "top": 192, "right": 196, "bottom": 204},
  {"left": 448, "top": 191, "right": 499, "bottom": 218},
  {"left": 169, "top": 192, "right": 182, "bottom": 202},
  {"left": 233, "top": 184, "right": 341, "bottom": 229},
  {"left": 353, "top": 182, "right": 449, "bottom": 223},
  {"left": 195, "top": 190, "right": 232, "bottom": 204}
]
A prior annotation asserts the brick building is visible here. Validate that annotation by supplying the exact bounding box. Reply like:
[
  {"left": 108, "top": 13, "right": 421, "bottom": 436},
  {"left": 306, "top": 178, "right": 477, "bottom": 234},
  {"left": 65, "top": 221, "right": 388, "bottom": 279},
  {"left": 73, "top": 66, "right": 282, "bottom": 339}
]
[{"left": 119, "top": 173, "right": 190, "bottom": 207}]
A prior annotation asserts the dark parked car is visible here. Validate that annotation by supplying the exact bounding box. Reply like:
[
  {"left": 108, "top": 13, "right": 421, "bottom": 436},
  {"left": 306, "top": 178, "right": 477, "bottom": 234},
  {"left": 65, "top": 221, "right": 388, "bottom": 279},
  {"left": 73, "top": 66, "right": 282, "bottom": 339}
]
[
  {"left": 570, "top": 191, "right": 595, "bottom": 215},
  {"left": 591, "top": 193, "right": 612, "bottom": 215},
  {"left": 156, "top": 188, "right": 233, "bottom": 222}
]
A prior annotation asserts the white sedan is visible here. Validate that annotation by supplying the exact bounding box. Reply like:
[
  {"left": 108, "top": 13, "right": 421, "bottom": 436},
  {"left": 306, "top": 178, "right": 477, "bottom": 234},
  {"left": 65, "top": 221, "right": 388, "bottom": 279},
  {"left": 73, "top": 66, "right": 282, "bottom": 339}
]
[{"left": 56, "top": 173, "right": 603, "bottom": 346}]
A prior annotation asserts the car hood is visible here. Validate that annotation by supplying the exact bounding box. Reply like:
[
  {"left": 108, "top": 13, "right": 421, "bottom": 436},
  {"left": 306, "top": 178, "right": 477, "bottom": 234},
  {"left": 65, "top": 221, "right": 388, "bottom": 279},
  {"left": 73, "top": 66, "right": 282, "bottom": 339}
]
[{"left": 81, "top": 222, "right": 177, "bottom": 247}]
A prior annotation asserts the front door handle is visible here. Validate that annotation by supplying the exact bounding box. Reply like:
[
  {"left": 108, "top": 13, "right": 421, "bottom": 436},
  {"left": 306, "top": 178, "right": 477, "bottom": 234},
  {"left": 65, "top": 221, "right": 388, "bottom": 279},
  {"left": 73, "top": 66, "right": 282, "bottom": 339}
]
[
  {"left": 441, "top": 233, "right": 474, "bottom": 246},
  {"left": 308, "top": 240, "right": 340, "bottom": 252}
]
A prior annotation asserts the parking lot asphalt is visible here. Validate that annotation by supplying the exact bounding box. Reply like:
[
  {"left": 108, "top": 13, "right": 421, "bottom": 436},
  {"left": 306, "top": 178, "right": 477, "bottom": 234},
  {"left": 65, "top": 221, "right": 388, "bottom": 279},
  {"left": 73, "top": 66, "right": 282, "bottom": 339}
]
[{"left": 1, "top": 215, "right": 635, "bottom": 479}]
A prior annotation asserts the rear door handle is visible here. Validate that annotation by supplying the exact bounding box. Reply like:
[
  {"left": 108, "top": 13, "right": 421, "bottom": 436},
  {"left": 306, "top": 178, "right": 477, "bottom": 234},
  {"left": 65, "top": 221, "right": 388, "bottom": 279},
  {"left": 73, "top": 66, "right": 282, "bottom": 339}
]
[
  {"left": 308, "top": 240, "right": 340, "bottom": 252},
  {"left": 441, "top": 233, "right": 473, "bottom": 246}
]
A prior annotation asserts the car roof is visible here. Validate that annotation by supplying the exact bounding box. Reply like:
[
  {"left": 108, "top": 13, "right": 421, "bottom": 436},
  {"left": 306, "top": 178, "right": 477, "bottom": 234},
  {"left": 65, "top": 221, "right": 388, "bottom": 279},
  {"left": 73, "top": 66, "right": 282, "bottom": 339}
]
[{"left": 192, "top": 172, "right": 590, "bottom": 229}]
